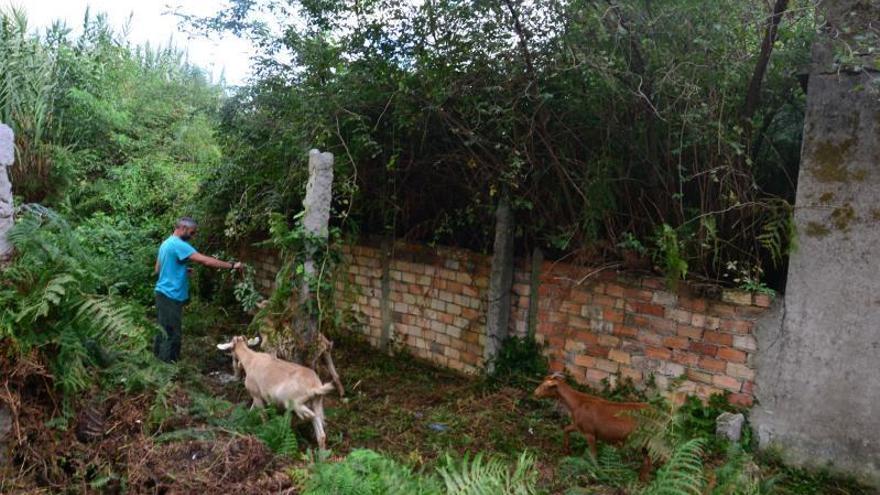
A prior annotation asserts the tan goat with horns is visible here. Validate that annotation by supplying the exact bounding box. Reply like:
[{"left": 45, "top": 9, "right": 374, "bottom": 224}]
[{"left": 217, "top": 335, "right": 334, "bottom": 449}]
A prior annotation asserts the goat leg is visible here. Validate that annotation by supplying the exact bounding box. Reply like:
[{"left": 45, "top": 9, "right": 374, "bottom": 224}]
[
  {"left": 322, "top": 350, "right": 344, "bottom": 397},
  {"left": 311, "top": 397, "right": 327, "bottom": 450},
  {"left": 638, "top": 448, "right": 653, "bottom": 481},
  {"left": 287, "top": 399, "right": 315, "bottom": 420},
  {"left": 562, "top": 424, "right": 578, "bottom": 454}
]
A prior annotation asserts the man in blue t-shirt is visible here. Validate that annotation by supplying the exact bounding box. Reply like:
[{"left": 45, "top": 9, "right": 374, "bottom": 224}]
[{"left": 153, "top": 217, "right": 243, "bottom": 362}]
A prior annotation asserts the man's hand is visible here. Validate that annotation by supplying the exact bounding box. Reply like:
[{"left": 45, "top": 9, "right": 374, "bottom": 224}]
[{"left": 232, "top": 261, "right": 244, "bottom": 271}]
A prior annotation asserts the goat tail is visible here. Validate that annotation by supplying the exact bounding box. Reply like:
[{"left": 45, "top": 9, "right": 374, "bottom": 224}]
[{"left": 307, "top": 382, "right": 335, "bottom": 400}]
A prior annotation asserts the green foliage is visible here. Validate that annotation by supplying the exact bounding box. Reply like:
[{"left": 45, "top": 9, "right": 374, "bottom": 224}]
[
  {"left": 305, "top": 449, "right": 538, "bottom": 495},
  {"left": 642, "top": 438, "right": 706, "bottom": 495},
  {"left": 711, "top": 444, "right": 777, "bottom": 495},
  {"left": 232, "top": 264, "right": 262, "bottom": 312},
  {"left": 559, "top": 445, "right": 639, "bottom": 489},
  {"left": 305, "top": 449, "right": 439, "bottom": 495},
  {"left": 438, "top": 451, "right": 539, "bottom": 495},
  {"left": 192, "top": 398, "right": 299, "bottom": 457},
  {"left": 0, "top": 206, "right": 153, "bottom": 408},
  {"left": 618, "top": 232, "right": 648, "bottom": 256},
  {"left": 488, "top": 335, "right": 548, "bottom": 387},
  {"left": 188, "top": 0, "right": 812, "bottom": 288},
  {"left": 654, "top": 224, "right": 689, "bottom": 288}
]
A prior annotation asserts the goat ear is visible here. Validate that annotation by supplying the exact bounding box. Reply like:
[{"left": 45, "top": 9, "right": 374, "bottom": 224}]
[
  {"left": 246, "top": 335, "right": 261, "bottom": 347},
  {"left": 216, "top": 342, "right": 233, "bottom": 351}
]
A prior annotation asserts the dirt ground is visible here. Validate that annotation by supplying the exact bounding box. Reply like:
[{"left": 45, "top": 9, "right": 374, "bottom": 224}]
[{"left": 1, "top": 307, "right": 581, "bottom": 494}]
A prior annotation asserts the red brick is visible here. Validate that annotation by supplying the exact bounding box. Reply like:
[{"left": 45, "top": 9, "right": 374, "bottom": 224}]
[
  {"left": 713, "top": 375, "right": 742, "bottom": 392},
  {"left": 741, "top": 380, "right": 755, "bottom": 395},
  {"left": 717, "top": 347, "right": 747, "bottom": 363},
  {"left": 722, "top": 290, "right": 753, "bottom": 306},
  {"left": 646, "top": 347, "right": 672, "bottom": 360},
  {"left": 687, "top": 369, "right": 714, "bottom": 384},
  {"left": 677, "top": 325, "right": 703, "bottom": 340},
  {"left": 596, "top": 358, "right": 619, "bottom": 373},
  {"left": 621, "top": 367, "right": 642, "bottom": 381},
  {"left": 593, "top": 295, "right": 618, "bottom": 308},
  {"left": 728, "top": 393, "right": 754, "bottom": 407},
  {"left": 637, "top": 331, "right": 663, "bottom": 347},
  {"left": 598, "top": 335, "right": 620, "bottom": 347},
  {"left": 603, "top": 308, "right": 625, "bottom": 323},
  {"left": 721, "top": 319, "right": 754, "bottom": 334},
  {"left": 708, "top": 302, "right": 737, "bottom": 317},
  {"left": 569, "top": 316, "right": 591, "bottom": 330},
  {"left": 689, "top": 342, "right": 718, "bottom": 356},
  {"left": 585, "top": 345, "right": 611, "bottom": 358},
  {"left": 613, "top": 325, "right": 638, "bottom": 338},
  {"left": 574, "top": 331, "right": 600, "bottom": 345},
  {"left": 627, "top": 314, "right": 651, "bottom": 329},
  {"left": 633, "top": 302, "right": 665, "bottom": 317},
  {"left": 666, "top": 308, "right": 693, "bottom": 324},
  {"left": 648, "top": 317, "right": 676, "bottom": 334},
  {"left": 662, "top": 336, "right": 689, "bottom": 349},
  {"left": 736, "top": 305, "right": 767, "bottom": 318},
  {"left": 641, "top": 278, "right": 666, "bottom": 290},
  {"left": 605, "top": 283, "right": 625, "bottom": 297},
  {"left": 704, "top": 331, "right": 733, "bottom": 346},
  {"left": 698, "top": 356, "right": 726, "bottom": 373},
  {"left": 586, "top": 369, "right": 610, "bottom": 384},
  {"left": 609, "top": 349, "right": 631, "bottom": 364},
  {"left": 624, "top": 287, "right": 653, "bottom": 301},
  {"left": 754, "top": 293, "right": 773, "bottom": 308},
  {"left": 574, "top": 354, "right": 596, "bottom": 368},
  {"left": 569, "top": 290, "right": 592, "bottom": 304},
  {"left": 672, "top": 351, "right": 700, "bottom": 366},
  {"left": 678, "top": 297, "right": 707, "bottom": 312},
  {"left": 559, "top": 301, "right": 582, "bottom": 315}
]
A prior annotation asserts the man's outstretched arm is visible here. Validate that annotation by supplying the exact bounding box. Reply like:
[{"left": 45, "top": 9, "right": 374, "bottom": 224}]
[{"left": 188, "top": 252, "right": 243, "bottom": 270}]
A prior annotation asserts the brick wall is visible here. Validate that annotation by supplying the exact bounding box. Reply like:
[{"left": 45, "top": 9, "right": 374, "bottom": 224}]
[{"left": 246, "top": 240, "right": 770, "bottom": 406}]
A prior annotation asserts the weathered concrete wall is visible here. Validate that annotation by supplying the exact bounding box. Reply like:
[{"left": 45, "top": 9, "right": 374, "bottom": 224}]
[{"left": 751, "top": 39, "right": 880, "bottom": 482}]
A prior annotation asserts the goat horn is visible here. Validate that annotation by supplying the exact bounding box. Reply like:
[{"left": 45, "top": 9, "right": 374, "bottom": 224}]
[
  {"left": 216, "top": 342, "right": 233, "bottom": 351},
  {"left": 247, "top": 335, "right": 261, "bottom": 347},
  {"left": 549, "top": 372, "right": 565, "bottom": 379}
]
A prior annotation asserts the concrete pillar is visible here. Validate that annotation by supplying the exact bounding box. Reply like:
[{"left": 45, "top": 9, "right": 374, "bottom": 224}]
[
  {"left": 527, "top": 247, "right": 543, "bottom": 339},
  {"left": 0, "top": 123, "right": 14, "bottom": 261},
  {"left": 751, "top": 0, "right": 880, "bottom": 483},
  {"left": 379, "top": 237, "right": 393, "bottom": 350},
  {"left": 298, "top": 149, "right": 334, "bottom": 348},
  {"left": 484, "top": 193, "right": 515, "bottom": 372}
]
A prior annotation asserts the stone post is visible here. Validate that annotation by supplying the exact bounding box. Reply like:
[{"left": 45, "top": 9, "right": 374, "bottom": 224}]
[
  {"left": 299, "top": 149, "right": 334, "bottom": 348},
  {"left": 379, "top": 236, "right": 393, "bottom": 351},
  {"left": 526, "top": 247, "right": 543, "bottom": 339},
  {"left": 751, "top": 0, "right": 880, "bottom": 483},
  {"left": 484, "top": 193, "right": 515, "bottom": 372},
  {"left": 0, "top": 123, "right": 14, "bottom": 262}
]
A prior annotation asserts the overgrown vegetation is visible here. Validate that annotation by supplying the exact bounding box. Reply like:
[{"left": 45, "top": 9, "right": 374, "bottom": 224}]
[
  {"left": 185, "top": 0, "right": 811, "bottom": 290},
  {"left": 0, "top": 3, "right": 877, "bottom": 494}
]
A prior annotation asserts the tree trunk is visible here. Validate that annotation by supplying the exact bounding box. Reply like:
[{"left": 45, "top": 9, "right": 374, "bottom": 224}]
[{"left": 742, "top": 0, "right": 790, "bottom": 124}]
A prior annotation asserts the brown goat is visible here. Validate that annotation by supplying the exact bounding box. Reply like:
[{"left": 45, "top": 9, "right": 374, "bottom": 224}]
[{"left": 534, "top": 373, "right": 652, "bottom": 478}]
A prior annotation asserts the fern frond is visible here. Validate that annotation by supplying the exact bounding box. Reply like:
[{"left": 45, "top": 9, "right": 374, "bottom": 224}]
[
  {"left": 642, "top": 437, "right": 706, "bottom": 495},
  {"left": 439, "top": 451, "right": 537, "bottom": 495},
  {"left": 14, "top": 272, "right": 76, "bottom": 322}
]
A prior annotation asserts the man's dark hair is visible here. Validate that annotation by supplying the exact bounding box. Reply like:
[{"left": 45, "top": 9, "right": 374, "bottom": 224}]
[{"left": 176, "top": 216, "right": 198, "bottom": 229}]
